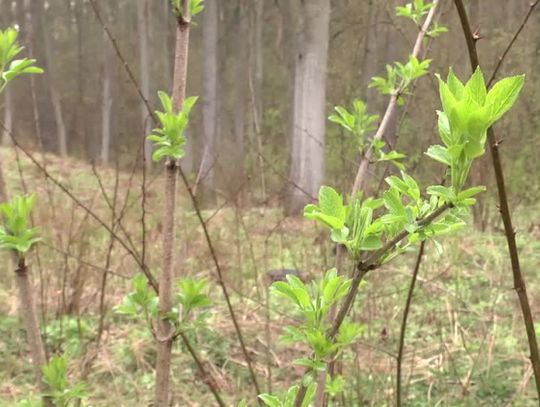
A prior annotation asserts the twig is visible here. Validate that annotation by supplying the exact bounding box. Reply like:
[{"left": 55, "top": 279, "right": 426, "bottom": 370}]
[
  {"left": 396, "top": 241, "right": 425, "bottom": 406},
  {"left": 453, "top": 0, "right": 540, "bottom": 400},
  {"left": 351, "top": 0, "right": 440, "bottom": 194}
]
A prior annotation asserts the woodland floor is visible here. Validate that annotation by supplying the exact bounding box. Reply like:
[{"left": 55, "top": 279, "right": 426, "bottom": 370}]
[{"left": 1, "top": 147, "right": 540, "bottom": 406}]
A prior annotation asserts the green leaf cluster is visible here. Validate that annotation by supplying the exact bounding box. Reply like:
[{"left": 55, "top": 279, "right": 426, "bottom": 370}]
[
  {"left": 258, "top": 383, "right": 316, "bottom": 407},
  {"left": 396, "top": 0, "right": 434, "bottom": 24},
  {"left": 304, "top": 186, "right": 384, "bottom": 260},
  {"left": 271, "top": 269, "right": 364, "bottom": 369},
  {"left": 42, "top": 354, "right": 87, "bottom": 407},
  {"left": 0, "top": 194, "right": 41, "bottom": 255},
  {"left": 373, "top": 139, "right": 406, "bottom": 171},
  {"left": 0, "top": 27, "right": 43, "bottom": 93},
  {"left": 115, "top": 274, "right": 212, "bottom": 333},
  {"left": 329, "top": 99, "right": 378, "bottom": 153},
  {"left": 148, "top": 92, "right": 198, "bottom": 162},
  {"left": 426, "top": 68, "right": 524, "bottom": 191},
  {"left": 370, "top": 56, "right": 431, "bottom": 103},
  {"left": 171, "top": 0, "right": 204, "bottom": 18}
]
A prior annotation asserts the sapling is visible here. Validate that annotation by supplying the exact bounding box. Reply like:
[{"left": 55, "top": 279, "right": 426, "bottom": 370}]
[
  {"left": 257, "top": 67, "right": 525, "bottom": 406},
  {"left": 0, "top": 26, "right": 51, "bottom": 407},
  {"left": 0, "top": 194, "right": 51, "bottom": 406}
]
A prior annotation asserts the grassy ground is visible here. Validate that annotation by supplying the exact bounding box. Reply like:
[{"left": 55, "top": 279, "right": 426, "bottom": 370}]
[{"left": 0, "top": 147, "right": 539, "bottom": 406}]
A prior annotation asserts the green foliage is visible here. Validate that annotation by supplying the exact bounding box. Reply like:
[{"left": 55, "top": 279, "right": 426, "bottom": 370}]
[
  {"left": 0, "top": 27, "right": 43, "bottom": 93},
  {"left": 372, "top": 139, "right": 406, "bottom": 170},
  {"left": 328, "top": 99, "right": 378, "bottom": 154},
  {"left": 44, "top": 316, "right": 92, "bottom": 356},
  {"left": 147, "top": 92, "right": 198, "bottom": 162},
  {"left": 42, "top": 354, "right": 87, "bottom": 407},
  {"left": 325, "top": 374, "right": 346, "bottom": 398},
  {"left": 427, "top": 22, "right": 448, "bottom": 38},
  {"left": 271, "top": 269, "right": 364, "bottom": 370},
  {"left": 370, "top": 56, "right": 431, "bottom": 103},
  {"left": 426, "top": 67, "right": 524, "bottom": 191},
  {"left": 396, "top": 0, "right": 434, "bottom": 24},
  {"left": 116, "top": 274, "right": 211, "bottom": 334},
  {"left": 258, "top": 383, "right": 316, "bottom": 407},
  {"left": 171, "top": 0, "right": 204, "bottom": 18},
  {"left": 115, "top": 273, "right": 158, "bottom": 320},
  {"left": 0, "top": 194, "right": 41, "bottom": 255}
]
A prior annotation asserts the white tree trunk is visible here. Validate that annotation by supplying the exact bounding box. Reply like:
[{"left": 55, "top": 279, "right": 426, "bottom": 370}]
[
  {"left": 287, "top": 0, "right": 330, "bottom": 214},
  {"left": 100, "top": 27, "right": 113, "bottom": 164},
  {"left": 201, "top": 0, "right": 218, "bottom": 202}
]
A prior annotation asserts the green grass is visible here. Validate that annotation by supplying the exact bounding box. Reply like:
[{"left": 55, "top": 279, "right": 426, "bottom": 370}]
[{"left": 0, "top": 147, "right": 539, "bottom": 406}]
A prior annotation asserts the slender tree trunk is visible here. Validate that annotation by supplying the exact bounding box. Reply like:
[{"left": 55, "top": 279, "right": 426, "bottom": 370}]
[
  {"left": 232, "top": 0, "right": 248, "bottom": 198},
  {"left": 40, "top": 4, "right": 68, "bottom": 157},
  {"left": 287, "top": 0, "right": 330, "bottom": 214},
  {"left": 253, "top": 0, "right": 264, "bottom": 126},
  {"left": 100, "top": 11, "right": 113, "bottom": 164},
  {"left": 14, "top": 258, "right": 52, "bottom": 407},
  {"left": 138, "top": 0, "right": 153, "bottom": 166},
  {"left": 200, "top": 0, "right": 218, "bottom": 204},
  {"left": 154, "top": 4, "right": 191, "bottom": 405},
  {"left": 1, "top": 86, "right": 13, "bottom": 146}
]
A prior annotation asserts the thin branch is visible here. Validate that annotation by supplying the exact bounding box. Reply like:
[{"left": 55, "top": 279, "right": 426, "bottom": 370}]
[
  {"left": 351, "top": 0, "right": 440, "bottom": 194},
  {"left": 396, "top": 241, "right": 425, "bottom": 406},
  {"left": 487, "top": 0, "right": 540, "bottom": 87}
]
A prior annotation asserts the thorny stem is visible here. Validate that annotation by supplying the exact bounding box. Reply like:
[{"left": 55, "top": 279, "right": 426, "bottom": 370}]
[{"left": 453, "top": 0, "right": 540, "bottom": 401}]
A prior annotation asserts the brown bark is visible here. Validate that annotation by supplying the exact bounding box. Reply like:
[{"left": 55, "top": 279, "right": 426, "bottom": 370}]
[
  {"left": 351, "top": 0, "right": 439, "bottom": 194},
  {"left": 15, "top": 258, "right": 52, "bottom": 407},
  {"left": 154, "top": 5, "right": 190, "bottom": 406}
]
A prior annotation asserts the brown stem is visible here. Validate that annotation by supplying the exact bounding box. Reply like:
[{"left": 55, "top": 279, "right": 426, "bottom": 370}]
[
  {"left": 453, "top": 0, "right": 540, "bottom": 400},
  {"left": 178, "top": 332, "right": 227, "bottom": 407},
  {"left": 351, "top": 0, "right": 440, "bottom": 194},
  {"left": 14, "top": 257, "right": 53, "bottom": 407},
  {"left": 178, "top": 168, "right": 263, "bottom": 400},
  {"left": 396, "top": 241, "right": 425, "bottom": 406},
  {"left": 154, "top": 160, "right": 179, "bottom": 407},
  {"left": 155, "top": 6, "right": 191, "bottom": 405}
]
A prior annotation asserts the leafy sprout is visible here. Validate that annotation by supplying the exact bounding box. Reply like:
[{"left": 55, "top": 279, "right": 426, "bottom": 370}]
[
  {"left": 396, "top": 0, "right": 434, "bottom": 25},
  {"left": 0, "top": 194, "right": 41, "bottom": 255},
  {"left": 0, "top": 27, "right": 43, "bottom": 94},
  {"left": 147, "top": 91, "right": 198, "bottom": 162},
  {"left": 426, "top": 67, "right": 524, "bottom": 191},
  {"left": 329, "top": 99, "right": 378, "bottom": 154},
  {"left": 370, "top": 56, "right": 431, "bottom": 104},
  {"left": 171, "top": 0, "right": 204, "bottom": 18}
]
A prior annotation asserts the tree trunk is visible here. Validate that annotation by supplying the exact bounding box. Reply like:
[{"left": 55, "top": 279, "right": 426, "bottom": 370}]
[
  {"left": 154, "top": 4, "right": 191, "bottom": 405},
  {"left": 200, "top": 0, "right": 219, "bottom": 204},
  {"left": 15, "top": 259, "right": 52, "bottom": 407},
  {"left": 252, "top": 0, "right": 264, "bottom": 126},
  {"left": 1, "top": 86, "right": 13, "bottom": 146},
  {"left": 232, "top": 0, "right": 248, "bottom": 198},
  {"left": 40, "top": 4, "right": 68, "bottom": 157},
  {"left": 138, "top": 0, "right": 153, "bottom": 166},
  {"left": 100, "top": 9, "right": 113, "bottom": 164},
  {"left": 287, "top": 0, "right": 330, "bottom": 214}
]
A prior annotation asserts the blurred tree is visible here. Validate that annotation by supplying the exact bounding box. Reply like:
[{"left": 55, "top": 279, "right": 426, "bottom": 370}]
[{"left": 287, "top": 0, "right": 330, "bottom": 214}]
